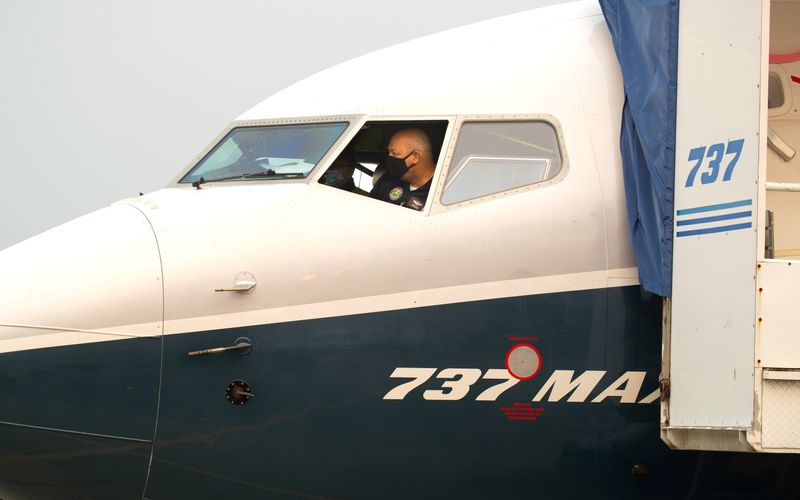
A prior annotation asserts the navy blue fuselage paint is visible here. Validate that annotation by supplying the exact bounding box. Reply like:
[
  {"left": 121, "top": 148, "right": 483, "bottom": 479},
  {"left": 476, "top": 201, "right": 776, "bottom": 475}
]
[
  {"left": 0, "top": 336, "right": 160, "bottom": 499},
  {"left": 3, "top": 286, "right": 800, "bottom": 499},
  {"left": 143, "top": 286, "right": 800, "bottom": 499}
]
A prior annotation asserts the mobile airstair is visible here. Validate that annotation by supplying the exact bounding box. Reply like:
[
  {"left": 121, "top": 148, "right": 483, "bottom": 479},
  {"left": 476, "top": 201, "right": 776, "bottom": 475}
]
[{"left": 661, "top": 0, "right": 800, "bottom": 453}]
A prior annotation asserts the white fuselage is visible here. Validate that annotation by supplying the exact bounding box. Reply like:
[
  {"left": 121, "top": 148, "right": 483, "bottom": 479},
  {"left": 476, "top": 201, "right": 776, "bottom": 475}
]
[{"left": 0, "top": 0, "right": 635, "bottom": 352}]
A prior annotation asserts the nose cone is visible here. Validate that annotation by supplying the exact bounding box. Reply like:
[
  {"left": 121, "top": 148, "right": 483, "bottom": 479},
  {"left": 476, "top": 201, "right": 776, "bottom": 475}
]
[{"left": 0, "top": 204, "right": 163, "bottom": 353}]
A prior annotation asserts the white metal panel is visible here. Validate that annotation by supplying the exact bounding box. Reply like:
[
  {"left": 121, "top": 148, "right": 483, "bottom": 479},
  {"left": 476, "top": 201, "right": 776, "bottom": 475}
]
[
  {"left": 764, "top": 369, "right": 800, "bottom": 381},
  {"left": 762, "top": 379, "right": 800, "bottom": 449},
  {"left": 0, "top": 205, "right": 164, "bottom": 353},
  {"left": 758, "top": 260, "right": 800, "bottom": 368},
  {"left": 133, "top": 111, "right": 607, "bottom": 335},
  {"left": 236, "top": 2, "right": 602, "bottom": 120},
  {"left": 144, "top": 152, "right": 607, "bottom": 334},
  {"left": 670, "top": 0, "right": 765, "bottom": 427}
]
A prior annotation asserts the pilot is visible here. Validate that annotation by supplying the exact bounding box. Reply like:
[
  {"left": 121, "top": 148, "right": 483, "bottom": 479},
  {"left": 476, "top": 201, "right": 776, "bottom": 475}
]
[
  {"left": 319, "top": 148, "right": 368, "bottom": 195},
  {"left": 370, "top": 128, "right": 436, "bottom": 211}
]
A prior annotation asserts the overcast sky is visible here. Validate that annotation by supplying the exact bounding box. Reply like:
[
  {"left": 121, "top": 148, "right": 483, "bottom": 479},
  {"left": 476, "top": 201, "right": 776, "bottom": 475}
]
[{"left": 0, "top": 0, "right": 570, "bottom": 250}]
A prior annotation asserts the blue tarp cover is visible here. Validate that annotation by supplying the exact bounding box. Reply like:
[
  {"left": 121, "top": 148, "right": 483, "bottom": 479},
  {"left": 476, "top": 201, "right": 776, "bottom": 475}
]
[{"left": 599, "top": 0, "right": 678, "bottom": 297}]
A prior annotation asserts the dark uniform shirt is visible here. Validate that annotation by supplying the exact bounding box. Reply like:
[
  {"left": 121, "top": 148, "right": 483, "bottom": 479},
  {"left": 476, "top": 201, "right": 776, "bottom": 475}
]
[{"left": 369, "top": 175, "right": 432, "bottom": 211}]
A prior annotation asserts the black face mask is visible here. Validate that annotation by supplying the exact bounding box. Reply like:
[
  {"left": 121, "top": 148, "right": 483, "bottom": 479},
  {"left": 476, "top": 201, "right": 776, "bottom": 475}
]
[{"left": 383, "top": 151, "right": 414, "bottom": 179}]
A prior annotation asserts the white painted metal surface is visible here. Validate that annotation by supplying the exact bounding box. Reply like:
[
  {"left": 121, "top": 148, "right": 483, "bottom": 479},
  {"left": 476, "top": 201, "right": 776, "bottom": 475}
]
[
  {"left": 236, "top": 2, "right": 601, "bottom": 121},
  {"left": 763, "top": 369, "right": 800, "bottom": 381},
  {"left": 0, "top": 205, "right": 163, "bottom": 353},
  {"left": 664, "top": 0, "right": 800, "bottom": 453},
  {"left": 137, "top": 128, "right": 610, "bottom": 335},
  {"left": 757, "top": 259, "right": 800, "bottom": 368},
  {"left": 762, "top": 379, "right": 800, "bottom": 449},
  {"left": 669, "top": 0, "right": 765, "bottom": 428},
  {"left": 766, "top": 181, "right": 800, "bottom": 191}
]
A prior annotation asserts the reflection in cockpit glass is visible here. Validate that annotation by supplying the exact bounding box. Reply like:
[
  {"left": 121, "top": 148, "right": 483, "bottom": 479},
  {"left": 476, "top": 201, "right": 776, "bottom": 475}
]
[{"left": 180, "top": 122, "right": 349, "bottom": 184}]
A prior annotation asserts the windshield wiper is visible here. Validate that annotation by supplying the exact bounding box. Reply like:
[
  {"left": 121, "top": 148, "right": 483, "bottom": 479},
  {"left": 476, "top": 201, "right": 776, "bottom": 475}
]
[
  {"left": 189, "top": 170, "right": 305, "bottom": 186},
  {"left": 215, "top": 170, "right": 278, "bottom": 181}
]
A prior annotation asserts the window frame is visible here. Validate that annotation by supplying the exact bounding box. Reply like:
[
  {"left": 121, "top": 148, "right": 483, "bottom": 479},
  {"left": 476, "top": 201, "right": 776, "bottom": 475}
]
[
  {"left": 429, "top": 114, "right": 569, "bottom": 213},
  {"left": 168, "top": 115, "right": 362, "bottom": 187},
  {"left": 309, "top": 115, "right": 456, "bottom": 216},
  {"left": 169, "top": 114, "right": 567, "bottom": 216}
]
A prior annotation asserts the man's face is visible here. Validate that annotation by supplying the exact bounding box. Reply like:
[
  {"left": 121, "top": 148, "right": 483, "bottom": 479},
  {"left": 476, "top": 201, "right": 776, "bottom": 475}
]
[{"left": 387, "top": 135, "right": 417, "bottom": 180}]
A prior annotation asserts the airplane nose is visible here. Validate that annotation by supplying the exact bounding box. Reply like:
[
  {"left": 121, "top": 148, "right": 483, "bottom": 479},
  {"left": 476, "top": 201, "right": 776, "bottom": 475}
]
[
  {"left": 0, "top": 204, "right": 164, "bottom": 495},
  {"left": 0, "top": 204, "right": 164, "bottom": 351}
]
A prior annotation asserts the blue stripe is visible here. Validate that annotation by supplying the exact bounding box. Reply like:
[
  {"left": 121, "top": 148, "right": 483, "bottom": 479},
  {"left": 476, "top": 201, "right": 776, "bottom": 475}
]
[
  {"left": 676, "top": 211, "right": 751, "bottom": 226},
  {"left": 676, "top": 222, "right": 752, "bottom": 237},
  {"left": 676, "top": 199, "right": 752, "bottom": 216}
]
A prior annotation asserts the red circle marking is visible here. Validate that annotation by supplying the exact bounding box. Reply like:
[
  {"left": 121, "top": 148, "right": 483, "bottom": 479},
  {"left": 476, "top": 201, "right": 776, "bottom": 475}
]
[{"left": 505, "top": 343, "right": 542, "bottom": 381}]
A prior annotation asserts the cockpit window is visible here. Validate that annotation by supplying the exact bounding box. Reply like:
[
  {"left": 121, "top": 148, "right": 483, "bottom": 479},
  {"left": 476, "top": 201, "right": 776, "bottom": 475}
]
[
  {"left": 441, "top": 121, "right": 562, "bottom": 205},
  {"left": 180, "top": 122, "right": 348, "bottom": 184},
  {"left": 317, "top": 120, "right": 449, "bottom": 211}
]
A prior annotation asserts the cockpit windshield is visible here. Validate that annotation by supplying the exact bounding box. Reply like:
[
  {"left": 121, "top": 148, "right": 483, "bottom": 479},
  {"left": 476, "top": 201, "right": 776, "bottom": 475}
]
[{"left": 180, "top": 122, "right": 349, "bottom": 184}]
